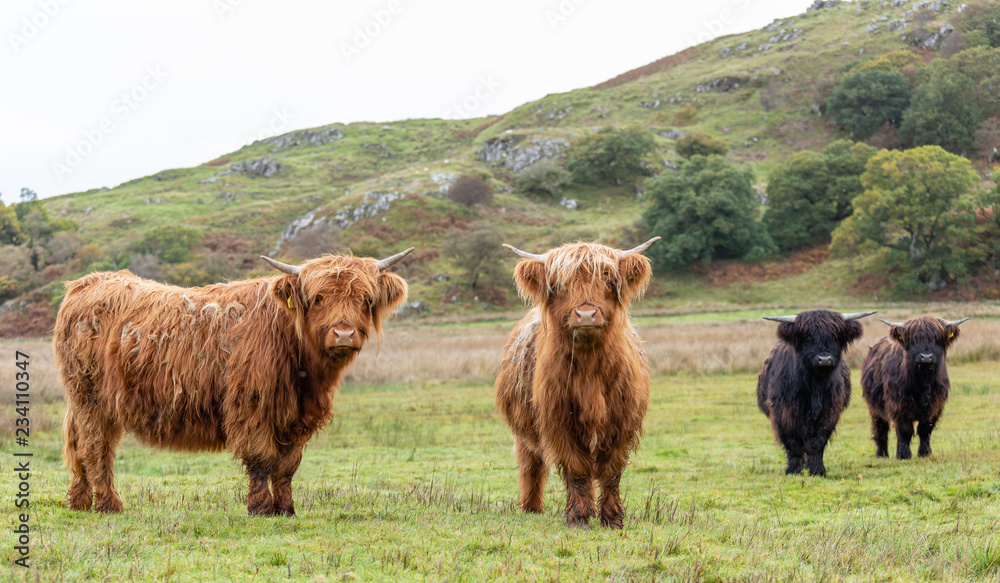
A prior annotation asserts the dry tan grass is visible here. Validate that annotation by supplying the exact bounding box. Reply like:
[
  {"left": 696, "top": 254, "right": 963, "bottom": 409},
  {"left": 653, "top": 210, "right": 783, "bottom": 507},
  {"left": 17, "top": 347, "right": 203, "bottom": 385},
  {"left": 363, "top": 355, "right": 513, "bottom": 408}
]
[{"left": 3, "top": 312, "right": 995, "bottom": 397}]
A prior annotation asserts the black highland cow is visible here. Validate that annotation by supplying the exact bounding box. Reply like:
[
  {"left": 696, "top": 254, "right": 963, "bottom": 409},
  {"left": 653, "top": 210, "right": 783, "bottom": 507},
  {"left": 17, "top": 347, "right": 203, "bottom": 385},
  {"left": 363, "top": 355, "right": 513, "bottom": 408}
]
[
  {"left": 861, "top": 316, "right": 969, "bottom": 460},
  {"left": 757, "top": 309, "right": 876, "bottom": 476}
]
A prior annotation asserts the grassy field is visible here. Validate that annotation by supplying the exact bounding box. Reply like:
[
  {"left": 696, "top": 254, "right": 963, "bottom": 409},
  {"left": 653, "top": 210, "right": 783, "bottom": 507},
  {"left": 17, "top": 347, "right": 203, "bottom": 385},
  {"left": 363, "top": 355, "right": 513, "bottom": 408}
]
[{"left": 3, "top": 309, "right": 1000, "bottom": 582}]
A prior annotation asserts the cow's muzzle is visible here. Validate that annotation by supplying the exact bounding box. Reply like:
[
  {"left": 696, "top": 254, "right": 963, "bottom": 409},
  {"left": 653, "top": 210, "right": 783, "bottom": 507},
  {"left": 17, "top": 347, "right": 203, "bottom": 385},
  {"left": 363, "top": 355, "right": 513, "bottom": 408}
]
[
  {"left": 570, "top": 304, "right": 604, "bottom": 329},
  {"left": 325, "top": 323, "right": 361, "bottom": 352},
  {"left": 917, "top": 352, "right": 937, "bottom": 366},
  {"left": 815, "top": 354, "right": 835, "bottom": 368}
]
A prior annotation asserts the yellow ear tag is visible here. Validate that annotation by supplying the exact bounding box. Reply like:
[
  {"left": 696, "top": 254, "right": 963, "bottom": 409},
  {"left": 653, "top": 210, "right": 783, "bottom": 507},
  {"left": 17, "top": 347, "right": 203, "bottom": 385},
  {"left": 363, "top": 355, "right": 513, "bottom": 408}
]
[
  {"left": 287, "top": 296, "right": 295, "bottom": 310},
  {"left": 949, "top": 332, "right": 954, "bottom": 339}
]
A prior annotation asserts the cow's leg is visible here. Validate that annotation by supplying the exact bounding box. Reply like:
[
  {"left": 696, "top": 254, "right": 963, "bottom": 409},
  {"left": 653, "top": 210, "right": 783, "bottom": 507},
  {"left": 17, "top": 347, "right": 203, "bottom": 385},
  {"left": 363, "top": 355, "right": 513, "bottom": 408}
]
[
  {"left": 872, "top": 417, "right": 890, "bottom": 458},
  {"left": 75, "top": 413, "right": 123, "bottom": 513},
  {"left": 780, "top": 433, "right": 805, "bottom": 475},
  {"left": 895, "top": 420, "right": 914, "bottom": 460},
  {"left": 63, "top": 404, "right": 92, "bottom": 511},
  {"left": 562, "top": 470, "right": 595, "bottom": 528},
  {"left": 243, "top": 457, "right": 275, "bottom": 516},
  {"left": 916, "top": 417, "right": 938, "bottom": 457},
  {"left": 804, "top": 431, "right": 832, "bottom": 477},
  {"left": 593, "top": 444, "right": 628, "bottom": 529},
  {"left": 515, "top": 439, "right": 548, "bottom": 514},
  {"left": 270, "top": 445, "right": 303, "bottom": 517}
]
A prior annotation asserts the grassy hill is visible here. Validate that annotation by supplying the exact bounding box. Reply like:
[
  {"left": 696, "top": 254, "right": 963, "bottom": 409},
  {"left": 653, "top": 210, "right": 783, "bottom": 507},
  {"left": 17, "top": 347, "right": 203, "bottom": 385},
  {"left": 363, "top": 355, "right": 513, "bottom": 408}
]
[{"left": 4, "top": 0, "right": 992, "bottom": 335}]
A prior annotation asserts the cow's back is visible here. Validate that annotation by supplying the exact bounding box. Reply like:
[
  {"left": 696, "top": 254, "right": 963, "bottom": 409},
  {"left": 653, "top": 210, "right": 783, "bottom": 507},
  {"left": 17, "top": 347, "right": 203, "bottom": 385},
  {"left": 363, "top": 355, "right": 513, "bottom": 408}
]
[
  {"left": 55, "top": 270, "right": 283, "bottom": 450},
  {"left": 860, "top": 337, "right": 900, "bottom": 415}
]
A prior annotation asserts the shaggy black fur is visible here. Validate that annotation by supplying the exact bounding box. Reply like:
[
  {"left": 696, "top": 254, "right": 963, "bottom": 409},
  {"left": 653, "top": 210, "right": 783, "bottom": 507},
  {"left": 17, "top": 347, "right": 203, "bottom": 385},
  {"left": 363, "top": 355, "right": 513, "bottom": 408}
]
[
  {"left": 757, "top": 310, "right": 865, "bottom": 476},
  {"left": 861, "top": 316, "right": 962, "bottom": 460}
]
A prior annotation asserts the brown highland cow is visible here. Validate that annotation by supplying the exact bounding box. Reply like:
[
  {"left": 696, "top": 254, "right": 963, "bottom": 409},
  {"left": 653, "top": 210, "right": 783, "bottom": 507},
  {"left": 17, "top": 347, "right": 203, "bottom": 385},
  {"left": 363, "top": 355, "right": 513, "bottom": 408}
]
[
  {"left": 861, "top": 316, "right": 969, "bottom": 460},
  {"left": 55, "top": 249, "right": 412, "bottom": 515},
  {"left": 495, "top": 238, "right": 658, "bottom": 529}
]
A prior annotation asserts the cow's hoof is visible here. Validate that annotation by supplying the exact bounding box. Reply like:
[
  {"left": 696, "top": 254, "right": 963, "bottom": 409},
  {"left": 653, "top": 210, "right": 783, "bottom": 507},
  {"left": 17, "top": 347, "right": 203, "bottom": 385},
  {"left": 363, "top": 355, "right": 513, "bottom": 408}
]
[
  {"left": 875, "top": 450, "right": 888, "bottom": 458},
  {"left": 566, "top": 514, "right": 590, "bottom": 528},
  {"left": 808, "top": 467, "right": 827, "bottom": 477},
  {"left": 600, "top": 516, "right": 624, "bottom": 529},
  {"left": 918, "top": 446, "right": 931, "bottom": 457},
  {"left": 94, "top": 497, "right": 123, "bottom": 513},
  {"left": 248, "top": 503, "right": 276, "bottom": 517}
]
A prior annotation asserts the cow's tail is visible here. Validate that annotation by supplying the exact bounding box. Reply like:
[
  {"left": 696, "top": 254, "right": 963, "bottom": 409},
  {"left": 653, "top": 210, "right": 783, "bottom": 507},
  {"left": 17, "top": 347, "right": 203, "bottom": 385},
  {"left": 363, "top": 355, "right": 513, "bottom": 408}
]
[{"left": 62, "top": 404, "right": 84, "bottom": 478}]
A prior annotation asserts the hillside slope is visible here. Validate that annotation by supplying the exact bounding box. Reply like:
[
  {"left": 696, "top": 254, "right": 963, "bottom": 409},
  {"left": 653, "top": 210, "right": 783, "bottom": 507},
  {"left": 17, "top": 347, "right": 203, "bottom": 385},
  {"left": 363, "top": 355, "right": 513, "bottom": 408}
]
[{"left": 2, "top": 0, "right": 982, "bottom": 334}]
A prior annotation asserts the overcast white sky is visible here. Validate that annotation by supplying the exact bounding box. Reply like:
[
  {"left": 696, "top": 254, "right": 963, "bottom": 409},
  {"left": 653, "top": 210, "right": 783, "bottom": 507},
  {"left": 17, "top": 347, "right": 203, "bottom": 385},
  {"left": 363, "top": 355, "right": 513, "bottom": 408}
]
[{"left": 0, "top": 0, "right": 813, "bottom": 205}]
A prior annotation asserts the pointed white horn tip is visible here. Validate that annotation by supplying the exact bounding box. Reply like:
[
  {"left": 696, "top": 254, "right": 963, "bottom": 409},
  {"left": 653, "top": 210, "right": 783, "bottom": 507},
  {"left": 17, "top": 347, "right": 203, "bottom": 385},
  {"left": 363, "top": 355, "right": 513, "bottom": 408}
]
[
  {"left": 260, "top": 256, "right": 301, "bottom": 275},
  {"left": 945, "top": 317, "right": 970, "bottom": 326},
  {"left": 502, "top": 243, "right": 546, "bottom": 261},
  {"left": 619, "top": 236, "right": 662, "bottom": 258},
  {"left": 878, "top": 319, "right": 905, "bottom": 327},
  {"left": 763, "top": 315, "right": 797, "bottom": 323},
  {"left": 841, "top": 310, "right": 878, "bottom": 321},
  {"left": 375, "top": 247, "right": 416, "bottom": 271}
]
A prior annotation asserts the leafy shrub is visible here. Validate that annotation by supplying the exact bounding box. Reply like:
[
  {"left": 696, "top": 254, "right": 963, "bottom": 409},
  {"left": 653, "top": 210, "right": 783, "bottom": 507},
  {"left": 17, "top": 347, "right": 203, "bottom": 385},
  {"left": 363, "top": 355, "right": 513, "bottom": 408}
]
[
  {"left": 566, "top": 126, "right": 656, "bottom": 186},
  {"left": 515, "top": 160, "right": 573, "bottom": 198},
  {"left": 826, "top": 69, "right": 911, "bottom": 140},
  {"left": 443, "top": 221, "right": 507, "bottom": 289},
  {"left": 831, "top": 146, "right": 979, "bottom": 294},
  {"left": 899, "top": 63, "right": 981, "bottom": 153},
  {"left": 133, "top": 225, "right": 203, "bottom": 264},
  {"left": 763, "top": 140, "right": 877, "bottom": 252},
  {"left": 675, "top": 132, "right": 729, "bottom": 159},
  {"left": 643, "top": 155, "right": 774, "bottom": 269},
  {"left": 447, "top": 176, "right": 493, "bottom": 207}
]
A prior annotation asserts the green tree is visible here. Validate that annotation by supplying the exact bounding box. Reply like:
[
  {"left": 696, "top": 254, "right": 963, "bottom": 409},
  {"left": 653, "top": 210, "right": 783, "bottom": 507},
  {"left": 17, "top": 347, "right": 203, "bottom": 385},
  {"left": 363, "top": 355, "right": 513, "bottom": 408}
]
[
  {"left": 515, "top": 159, "right": 573, "bottom": 198},
  {"left": 831, "top": 146, "right": 978, "bottom": 294},
  {"left": 566, "top": 125, "right": 656, "bottom": 186},
  {"left": 763, "top": 140, "right": 877, "bottom": 252},
  {"left": 675, "top": 132, "right": 729, "bottom": 159},
  {"left": 444, "top": 221, "right": 508, "bottom": 289},
  {"left": 826, "top": 69, "right": 912, "bottom": 140},
  {"left": 0, "top": 199, "right": 21, "bottom": 245},
  {"left": 643, "top": 155, "right": 774, "bottom": 269},
  {"left": 134, "top": 225, "right": 203, "bottom": 264},
  {"left": 947, "top": 46, "right": 1000, "bottom": 118},
  {"left": 898, "top": 63, "right": 981, "bottom": 153}
]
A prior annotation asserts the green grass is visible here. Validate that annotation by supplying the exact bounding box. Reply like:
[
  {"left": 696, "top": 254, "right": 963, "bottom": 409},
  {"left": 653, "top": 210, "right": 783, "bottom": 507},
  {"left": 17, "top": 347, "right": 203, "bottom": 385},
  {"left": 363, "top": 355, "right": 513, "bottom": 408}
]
[{"left": 7, "top": 362, "right": 1000, "bottom": 581}]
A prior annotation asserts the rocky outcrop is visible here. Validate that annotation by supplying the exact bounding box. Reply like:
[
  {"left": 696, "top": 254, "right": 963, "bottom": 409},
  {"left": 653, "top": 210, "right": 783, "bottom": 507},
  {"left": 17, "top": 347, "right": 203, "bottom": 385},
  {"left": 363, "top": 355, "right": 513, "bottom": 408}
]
[
  {"left": 696, "top": 76, "right": 751, "bottom": 93},
  {"left": 264, "top": 128, "right": 343, "bottom": 151},
  {"left": 479, "top": 135, "right": 570, "bottom": 172},
  {"left": 224, "top": 157, "right": 285, "bottom": 178},
  {"left": 334, "top": 191, "right": 405, "bottom": 228}
]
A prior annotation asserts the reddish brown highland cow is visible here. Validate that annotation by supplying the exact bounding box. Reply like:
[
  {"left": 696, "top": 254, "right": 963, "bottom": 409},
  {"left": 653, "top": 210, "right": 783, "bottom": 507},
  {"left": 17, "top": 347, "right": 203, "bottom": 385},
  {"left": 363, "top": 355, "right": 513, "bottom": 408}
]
[
  {"left": 55, "top": 249, "right": 412, "bottom": 515},
  {"left": 495, "top": 238, "right": 658, "bottom": 529},
  {"left": 861, "top": 316, "right": 969, "bottom": 460}
]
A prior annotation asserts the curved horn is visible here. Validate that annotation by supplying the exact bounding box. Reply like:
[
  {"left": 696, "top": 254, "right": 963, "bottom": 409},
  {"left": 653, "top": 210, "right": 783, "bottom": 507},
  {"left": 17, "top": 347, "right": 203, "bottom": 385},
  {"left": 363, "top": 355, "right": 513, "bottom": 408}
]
[
  {"left": 502, "top": 244, "right": 546, "bottom": 262},
  {"left": 260, "top": 256, "right": 301, "bottom": 276},
  {"left": 619, "top": 236, "right": 661, "bottom": 258},
  {"left": 944, "top": 317, "right": 970, "bottom": 326},
  {"left": 763, "top": 315, "right": 797, "bottom": 323},
  {"left": 374, "top": 247, "right": 415, "bottom": 271},
  {"left": 841, "top": 310, "right": 878, "bottom": 321},
  {"left": 878, "top": 318, "right": 905, "bottom": 328}
]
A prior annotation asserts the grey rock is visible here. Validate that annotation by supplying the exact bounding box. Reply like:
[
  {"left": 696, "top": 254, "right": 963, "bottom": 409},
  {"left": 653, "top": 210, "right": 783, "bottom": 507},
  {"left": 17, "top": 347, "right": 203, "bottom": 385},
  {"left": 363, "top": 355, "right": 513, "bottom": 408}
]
[
  {"left": 658, "top": 129, "right": 685, "bottom": 140},
  {"left": 663, "top": 160, "right": 680, "bottom": 170},
  {"left": 334, "top": 191, "right": 404, "bottom": 228},
  {"left": 639, "top": 99, "right": 661, "bottom": 109},
  {"left": 560, "top": 198, "right": 578, "bottom": 210},
  {"left": 807, "top": 0, "right": 840, "bottom": 11},
  {"left": 721, "top": 47, "right": 732, "bottom": 58},
  {"left": 264, "top": 128, "right": 343, "bottom": 152},
  {"left": 887, "top": 18, "right": 906, "bottom": 31},
  {"left": 228, "top": 157, "right": 285, "bottom": 178},
  {"left": 758, "top": 43, "right": 772, "bottom": 52},
  {"left": 696, "top": 76, "right": 751, "bottom": 93},
  {"left": 199, "top": 176, "right": 219, "bottom": 184},
  {"left": 432, "top": 273, "right": 449, "bottom": 283},
  {"left": 479, "top": 135, "right": 569, "bottom": 172},
  {"left": 867, "top": 23, "right": 881, "bottom": 33},
  {"left": 394, "top": 301, "right": 428, "bottom": 317}
]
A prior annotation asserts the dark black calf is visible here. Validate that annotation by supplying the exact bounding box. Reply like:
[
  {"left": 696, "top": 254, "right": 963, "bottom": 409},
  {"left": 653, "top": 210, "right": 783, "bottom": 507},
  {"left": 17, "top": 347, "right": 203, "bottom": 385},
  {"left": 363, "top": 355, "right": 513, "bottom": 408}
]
[{"left": 757, "top": 309, "right": 875, "bottom": 476}]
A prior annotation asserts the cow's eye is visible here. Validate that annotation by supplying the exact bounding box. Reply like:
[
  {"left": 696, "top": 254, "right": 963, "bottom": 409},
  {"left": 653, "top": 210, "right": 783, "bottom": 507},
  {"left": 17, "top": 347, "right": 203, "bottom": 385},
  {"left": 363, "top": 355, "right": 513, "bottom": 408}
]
[
  {"left": 313, "top": 294, "right": 324, "bottom": 305},
  {"left": 605, "top": 279, "right": 615, "bottom": 289}
]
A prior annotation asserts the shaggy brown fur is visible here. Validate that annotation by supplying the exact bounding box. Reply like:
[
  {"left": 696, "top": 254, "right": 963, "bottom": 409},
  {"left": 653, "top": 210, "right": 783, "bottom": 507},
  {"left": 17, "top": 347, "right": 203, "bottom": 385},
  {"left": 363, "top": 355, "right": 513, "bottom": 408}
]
[
  {"left": 757, "top": 310, "right": 866, "bottom": 477},
  {"left": 495, "top": 242, "right": 653, "bottom": 529},
  {"left": 55, "top": 254, "right": 407, "bottom": 515},
  {"left": 861, "top": 316, "right": 964, "bottom": 460}
]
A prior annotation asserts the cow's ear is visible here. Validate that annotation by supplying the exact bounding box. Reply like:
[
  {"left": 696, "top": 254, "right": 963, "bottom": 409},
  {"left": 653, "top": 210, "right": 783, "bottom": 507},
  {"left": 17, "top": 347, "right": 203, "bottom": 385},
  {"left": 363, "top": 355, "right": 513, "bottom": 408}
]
[
  {"left": 842, "top": 320, "right": 864, "bottom": 345},
  {"left": 944, "top": 323, "right": 961, "bottom": 347},
  {"left": 270, "top": 274, "right": 304, "bottom": 314},
  {"left": 374, "top": 272, "right": 408, "bottom": 322},
  {"left": 513, "top": 259, "right": 546, "bottom": 303},
  {"left": 618, "top": 254, "right": 652, "bottom": 303},
  {"left": 889, "top": 325, "right": 905, "bottom": 346},
  {"left": 776, "top": 322, "right": 796, "bottom": 345}
]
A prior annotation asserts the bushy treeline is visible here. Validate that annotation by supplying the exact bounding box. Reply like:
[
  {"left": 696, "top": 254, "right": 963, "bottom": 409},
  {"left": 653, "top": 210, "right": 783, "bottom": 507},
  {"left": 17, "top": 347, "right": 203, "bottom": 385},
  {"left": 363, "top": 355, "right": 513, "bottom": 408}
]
[{"left": 826, "top": 46, "right": 1000, "bottom": 158}]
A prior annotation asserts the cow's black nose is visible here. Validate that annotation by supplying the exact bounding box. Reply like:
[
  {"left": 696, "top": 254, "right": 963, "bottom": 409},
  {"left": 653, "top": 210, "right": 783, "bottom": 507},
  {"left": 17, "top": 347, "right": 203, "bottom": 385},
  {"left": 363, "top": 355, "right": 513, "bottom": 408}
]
[
  {"left": 919, "top": 353, "right": 934, "bottom": 363},
  {"left": 817, "top": 354, "right": 833, "bottom": 367}
]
